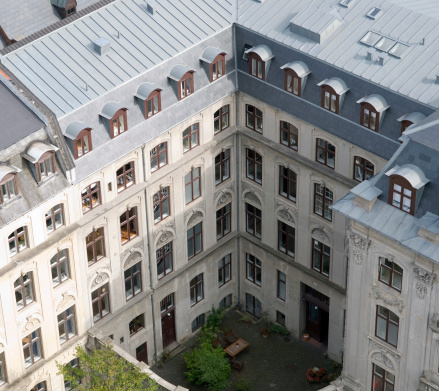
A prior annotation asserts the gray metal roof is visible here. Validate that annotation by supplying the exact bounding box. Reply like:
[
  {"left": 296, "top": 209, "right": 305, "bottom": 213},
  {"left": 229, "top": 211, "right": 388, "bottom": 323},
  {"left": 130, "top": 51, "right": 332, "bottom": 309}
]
[
  {"left": 168, "top": 65, "right": 196, "bottom": 82},
  {"left": 1, "top": 0, "right": 233, "bottom": 117},
  {"left": 200, "top": 46, "right": 228, "bottom": 63},
  {"left": 237, "top": 0, "right": 439, "bottom": 108},
  {"left": 134, "top": 82, "right": 162, "bottom": 100},
  {"left": 65, "top": 121, "right": 92, "bottom": 139}
]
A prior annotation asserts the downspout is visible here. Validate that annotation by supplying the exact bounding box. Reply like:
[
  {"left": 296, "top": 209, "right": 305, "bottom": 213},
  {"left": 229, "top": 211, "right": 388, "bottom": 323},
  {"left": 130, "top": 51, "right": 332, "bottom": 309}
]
[{"left": 142, "top": 145, "right": 158, "bottom": 363}]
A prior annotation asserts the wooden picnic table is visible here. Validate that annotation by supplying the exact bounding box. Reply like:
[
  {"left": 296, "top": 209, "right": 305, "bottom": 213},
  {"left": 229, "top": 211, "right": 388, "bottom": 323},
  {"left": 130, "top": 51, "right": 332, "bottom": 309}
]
[{"left": 224, "top": 338, "right": 249, "bottom": 357}]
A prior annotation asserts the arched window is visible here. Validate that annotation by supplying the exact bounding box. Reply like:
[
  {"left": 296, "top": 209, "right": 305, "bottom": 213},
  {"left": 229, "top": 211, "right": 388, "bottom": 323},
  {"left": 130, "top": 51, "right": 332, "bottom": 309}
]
[
  {"left": 353, "top": 156, "right": 374, "bottom": 182},
  {"left": 86, "top": 228, "right": 105, "bottom": 266},
  {"left": 0, "top": 171, "right": 18, "bottom": 204},
  {"left": 210, "top": 53, "right": 225, "bottom": 82},
  {"left": 81, "top": 182, "right": 101, "bottom": 213},
  {"left": 249, "top": 52, "right": 265, "bottom": 80},
  {"left": 110, "top": 109, "right": 128, "bottom": 138},
  {"left": 45, "top": 204, "right": 64, "bottom": 233},
  {"left": 14, "top": 272, "right": 34, "bottom": 310},
  {"left": 316, "top": 139, "right": 335, "bottom": 168},
  {"left": 74, "top": 128, "right": 92, "bottom": 158},
  {"left": 8, "top": 227, "right": 27, "bottom": 256},
  {"left": 379, "top": 257, "right": 402, "bottom": 292},
  {"left": 284, "top": 68, "right": 301, "bottom": 96},
  {"left": 318, "top": 78, "right": 349, "bottom": 114},
  {"left": 179, "top": 71, "right": 194, "bottom": 100},
  {"left": 280, "top": 121, "right": 298, "bottom": 150},
  {"left": 375, "top": 305, "right": 399, "bottom": 347},
  {"left": 145, "top": 90, "right": 161, "bottom": 118},
  {"left": 357, "top": 95, "right": 389, "bottom": 132},
  {"left": 388, "top": 176, "right": 415, "bottom": 215}
]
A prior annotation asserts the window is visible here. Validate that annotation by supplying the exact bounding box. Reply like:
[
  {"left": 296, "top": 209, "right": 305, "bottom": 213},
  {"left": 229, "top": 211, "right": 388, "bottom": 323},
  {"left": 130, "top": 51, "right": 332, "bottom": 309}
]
[
  {"left": 361, "top": 104, "right": 379, "bottom": 131},
  {"left": 246, "top": 105, "right": 263, "bottom": 133},
  {"left": 277, "top": 271, "right": 286, "bottom": 300},
  {"left": 312, "top": 240, "right": 330, "bottom": 277},
  {"left": 86, "top": 228, "right": 105, "bottom": 266},
  {"left": 376, "top": 305, "right": 399, "bottom": 347},
  {"left": 278, "top": 221, "right": 295, "bottom": 257},
  {"left": 211, "top": 54, "right": 225, "bottom": 81},
  {"left": 67, "top": 6, "right": 76, "bottom": 16},
  {"left": 279, "top": 166, "right": 297, "bottom": 202},
  {"left": 145, "top": 90, "right": 161, "bottom": 118},
  {"left": 157, "top": 242, "right": 173, "bottom": 279},
  {"left": 0, "top": 174, "right": 18, "bottom": 204},
  {"left": 219, "top": 294, "right": 232, "bottom": 309},
  {"left": 81, "top": 182, "right": 101, "bottom": 213},
  {"left": 216, "top": 204, "right": 231, "bottom": 240},
  {"left": 74, "top": 128, "right": 92, "bottom": 158},
  {"left": 218, "top": 254, "right": 231, "bottom": 287},
  {"left": 248, "top": 53, "right": 265, "bottom": 80},
  {"left": 129, "top": 314, "right": 145, "bottom": 336},
  {"left": 400, "top": 120, "right": 413, "bottom": 134},
  {"left": 64, "top": 359, "right": 79, "bottom": 391},
  {"left": 153, "top": 187, "right": 170, "bottom": 223},
  {"left": 110, "top": 109, "right": 128, "bottom": 138},
  {"left": 8, "top": 227, "right": 27, "bottom": 256},
  {"left": 22, "top": 329, "right": 42, "bottom": 368},
  {"left": 51, "top": 249, "right": 69, "bottom": 287},
  {"left": 246, "top": 293, "right": 262, "bottom": 318},
  {"left": 58, "top": 306, "right": 76, "bottom": 344},
  {"left": 185, "top": 167, "right": 201, "bottom": 204},
  {"left": 116, "top": 162, "right": 135, "bottom": 193},
  {"left": 0, "top": 352, "right": 5, "bottom": 386},
  {"left": 246, "top": 149, "right": 262, "bottom": 184},
  {"left": 215, "top": 149, "right": 230, "bottom": 185},
  {"left": 372, "top": 364, "right": 395, "bottom": 391},
  {"left": 179, "top": 72, "right": 194, "bottom": 100},
  {"left": 182, "top": 124, "right": 199, "bottom": 153},
  {"left": 354, "top": 157, "right": 374, "bottom": 182},
  {"left": 284, "top": 69, "right": 301, "bottom": 96},
  {"left": 316, "top": 139, "right": 335, "bottom": 168},
  {"left": 30, "top": 382, "right": 46, "bottom": 391},
  {"left": 45, "top": 204, "right": 64, "bottom": 234},
  {"left": 120, "top": 207, "right": 138, "bottom": 244},
  {"left": 321, "top": 86, "right": 339, "bottom": 113},
  {"left": 314, "top": 184, "right": 333, "bottom": 221},
  {"left": 214, "top": 105, "right": 229, "bottom": 134},
  {"left": 246, "top": 254, "right": 262, "bottom": 286},
  {"left": 37, "top": 152, "right": 56, "bottom": 181},
  {"left": 389, "top": 177, "right": 415, "bottom": 215},
  {"left": 187, "top": 222, "right": 203, "bottom": 259},
  {"left": 91, "top": 283, "right": 110, "bottom": 322},
  {"left": 246, "top": 203, "right": 262, "bottom": 238},
  {"left": 150, "top": 142, "right": 167, "bottom": 172},
  {"left": 191, "top": 314, "right": 205, "bottom": 332},
  {"left": 14, "top": 272, "right": 34, "bottom": 310},
  {"left": 280, "top": 121, "right": 298, "bottom": 150},
  {"left": 379, "top": 258, "right": 403, "bottom": 292},
  {"left": 190, "top": 274, "right": 204, "bottom": 306},
  {"left": 276, "top": 311, "right": 286, "bottom": 326},
  {"left": 125, "top": 262, "right": 142, "bottom": 300},
  {"left": 160, "top": 293, "right": 174, "bottom": 313}
]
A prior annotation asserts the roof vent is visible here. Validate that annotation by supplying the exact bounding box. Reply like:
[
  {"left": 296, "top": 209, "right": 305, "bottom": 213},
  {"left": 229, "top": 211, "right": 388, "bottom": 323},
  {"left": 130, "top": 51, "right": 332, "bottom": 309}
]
[
  {"left": 366, "top": 51, "right": 373, "bottom": 61},
  {"left": 436, "top": 75, "right": 439, "bottom": 85},
  {"left": 145, "top": 0, "right": 155, "bottom": 14},
  {"left": 377, "top": 55, "right": 386, "bottom": 66},
  {"left": 93, "top": 37, "right": 111, "bottom": 56},
  {"left": 366, "top": 7, "right": 382, "bottom": 20},
  {"left": 339, "top": 0, "right": 355, "bottom": 8}
]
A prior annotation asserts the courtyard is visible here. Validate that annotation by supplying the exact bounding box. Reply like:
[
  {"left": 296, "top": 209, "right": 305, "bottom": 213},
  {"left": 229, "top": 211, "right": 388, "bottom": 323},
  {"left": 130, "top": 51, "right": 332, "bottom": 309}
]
[{"left": 152, "top": 309, "right": 339, "bottom": 390}]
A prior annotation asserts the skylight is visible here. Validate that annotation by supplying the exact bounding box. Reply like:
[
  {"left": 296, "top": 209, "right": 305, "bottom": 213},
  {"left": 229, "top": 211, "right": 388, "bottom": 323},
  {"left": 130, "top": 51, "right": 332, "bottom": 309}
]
[
  {"left": 339, "top": 0, "right": 355, "bottom": 8},
  {"left": 366, "top": 7, "right": 382, "bottom": 19},
  {"left": 388, "top": 42, "right": 410, "bottom": 58},
  {"left": 360, "top": 31, "right": 381, "bottom": 46},
  {"left": 374, "top": 37, "right": 396, "bottom": 52}
]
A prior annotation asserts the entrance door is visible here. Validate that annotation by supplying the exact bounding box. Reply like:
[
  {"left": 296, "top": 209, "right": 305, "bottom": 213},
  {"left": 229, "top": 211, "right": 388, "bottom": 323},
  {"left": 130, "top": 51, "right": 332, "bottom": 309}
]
[
  {"left": 304, "top": 285, "right": 330, "bottom": 344},
  {"left": 246, "top": 293, "right": 262, "bottom": 318},
  {"left": 136, "top": 342, "right": 148, "bottom": 364},
  {"left": 160, "top": 293, "right": 176, "bottom": 348}
]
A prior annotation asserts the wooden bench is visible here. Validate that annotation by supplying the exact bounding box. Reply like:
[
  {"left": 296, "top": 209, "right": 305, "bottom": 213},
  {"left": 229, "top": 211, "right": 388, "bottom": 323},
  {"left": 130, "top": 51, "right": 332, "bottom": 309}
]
[
  {"left": 224, "top": 329, "right": 238, "bottom": 345},
  {"left": 230, "top": 357, "right": 244, "bottom": 371}
]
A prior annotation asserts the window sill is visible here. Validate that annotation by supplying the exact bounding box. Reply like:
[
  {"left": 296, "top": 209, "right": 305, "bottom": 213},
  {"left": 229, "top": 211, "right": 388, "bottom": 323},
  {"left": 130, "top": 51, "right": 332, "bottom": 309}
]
[{"left": 367, "top": 335, "right": 400, "bottom": 357}]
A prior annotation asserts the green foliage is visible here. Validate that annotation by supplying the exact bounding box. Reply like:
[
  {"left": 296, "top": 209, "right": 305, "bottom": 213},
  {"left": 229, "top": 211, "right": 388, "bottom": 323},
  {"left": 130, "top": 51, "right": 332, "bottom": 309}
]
[
  {"left": 235, "top": 377, "right": 252, "bottom": 391},
  {"left": 206, "top": 306, "right": 225, "bottom": 329},
  {"left": 270, "top": 324, "right": 289, "bottom": 335},
  {"left": 240, "top": 314, "right": 252, "bottom": 323},
  {"left": 56, "top": 345, "right": 158, "bottom": 391},
  {"left": 182, "top": 329, "right": 231, "bottom": 391}
]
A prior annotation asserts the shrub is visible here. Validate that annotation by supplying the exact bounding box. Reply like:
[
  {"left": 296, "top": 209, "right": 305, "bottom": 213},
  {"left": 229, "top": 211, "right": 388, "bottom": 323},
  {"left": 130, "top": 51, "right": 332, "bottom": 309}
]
[
  {"left": 206, "top": 306, "right": 225, "bottom": 329},
  {"left": 270, "top": 324, "right": 289, "bottom": 335},
  {"left": 235, "top": 377, "right": 252, "bottom": 391}
]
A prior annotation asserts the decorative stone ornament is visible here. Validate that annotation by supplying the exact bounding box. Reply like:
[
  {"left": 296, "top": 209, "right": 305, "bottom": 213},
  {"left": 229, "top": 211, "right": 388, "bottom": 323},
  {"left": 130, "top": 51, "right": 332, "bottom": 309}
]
[
  {"left": 413, "top": 267, "right": 435, "bottom": 299},
  {"left": 347, "top": 231, "right": 370, "bottom": 265},
  {"left": 56, "top": 293, "right": 76, "bottom": 312},
  {"left": 371, "top": 286, "right": 404, "bottom": 313}
]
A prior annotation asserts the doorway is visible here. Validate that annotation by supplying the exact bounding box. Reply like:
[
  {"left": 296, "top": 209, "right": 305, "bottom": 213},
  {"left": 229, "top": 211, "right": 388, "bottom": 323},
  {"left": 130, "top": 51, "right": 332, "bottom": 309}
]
[
  {"left": 246, "top": 293, "right": 262, "bottom": 318},
  {"left": 160, "top": 293, "right": 176, "bottom": 348},
  {"left": 303, "top": 285, "right": 330, "bottom": 344},
  {"left": 136, "top": 342, "right": 148, "bottom": 364}
]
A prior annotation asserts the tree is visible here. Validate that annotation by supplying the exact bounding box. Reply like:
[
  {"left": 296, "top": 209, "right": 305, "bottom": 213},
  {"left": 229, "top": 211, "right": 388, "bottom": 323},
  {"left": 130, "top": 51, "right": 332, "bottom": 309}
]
[{"left": 57, "top": 345, "right": 158, "bottom": 391}]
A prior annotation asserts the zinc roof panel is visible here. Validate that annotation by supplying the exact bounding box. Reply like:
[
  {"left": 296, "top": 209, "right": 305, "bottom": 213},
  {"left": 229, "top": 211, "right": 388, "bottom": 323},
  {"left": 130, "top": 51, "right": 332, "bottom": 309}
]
[
  {"left": 251, "top": 0, "right": 285, "bottom": 34},
  {"left": 197, "top": 0, "right": 232, "bottom": 25}
]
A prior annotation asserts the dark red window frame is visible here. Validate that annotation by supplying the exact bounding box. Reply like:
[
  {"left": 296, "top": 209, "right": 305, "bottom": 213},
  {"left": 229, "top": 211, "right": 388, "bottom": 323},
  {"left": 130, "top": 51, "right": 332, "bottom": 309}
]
[
  {"left": 218, "top": 254, "right": 231, "bottom": 287},
  {"left": 86, "top": 227, "right": 105, "bottom": 266},
  {"left": 153, "top": 187, "right": 170, "bottom": 224},
  {"left": 150, "top": 142, "right": 168, "bottom": 172},
  {"left": 74, "top": 128, "right": 92, "bottom": 159},
  {"left": 215, "top": 149, "right": 230, "bottom": 185},
  {"left": 246, "top": 149, "right": 262, "bottom": 184},
  {"left": 187, "top": 222, "right": 203, "bottom": 260},
  {"left": 280, "top": 121, "right": 298, "bottom": 151},
  {"left": 246, "top": 253, "right": 262, "bottom": 286},
  {"left": 190, "top": 273, "right": 204, "bottom": 306},
  {"left": 0, "top": 173, "right": 18, "bottom": 205},
  {"left": 361, "top": 102, "right": 380, "bottom": 132},
  {"left": 125, "top": 262, "right": 142, "bottom": 300},
  {"left": 91, "top": 283, "right": 110, "bottom": 322},
  {"left": 312, "top": 239, "right": 330, "bottom": 277},
  {"left": 8, "top": 227, "right": 27, "bottom": 257},
  {"left": 81, "top": 182, "right": 101, "bottom": 214},
  {"left": 372, "top": 363, "right": 395, "bottom": 391},
  {"left": 116, "top": 162, "right": 135, "bottom": 193},
  {"left": 178, "top": 72, "right": 194, "bottom": 100},
  {"left": 388, "top": 176, "right": 415, "bottom": 215},
  {"left": 321, "top": 85, "right": 339, "bottom": 114},
  {"left": 314, "top": 184, "right": 333, "bottom": 221},
  {"left": 278, "top": 220, "right": 295, "bottom": 257},
  {"left": 185, "top": 167, "right": 201, "bottom": 205},
  {"left": 379, "top": 257, "right": 403, "bottom": 292},
  {"left": 156, "top": 242, "right": 173, "bottom": 279},
  {"left": 248, "top": 52, "right": 265, "bottom": 80},
  {"left": 216, "top": 203, "right": 231, "bottom": 240},
  {"left": 375, "top": 305, "right": 399, "bottom": 347},
  {"left": 110, "top": 109, "right": 128, "bottom": 139},
  {"left": 246, "top": 203, "right": 262, "bottom": 239},
  {"left": 277, "top": 270, "right": 286, "bottom": 300},
  {"left": 129, "top": 314, "right": 145, "bottom": 335},
  {"left": 145, "top": 90, "right": 161, "bottom": 119},
  {"left": 246, "top": 105, "right": 263, "bottom": 133},
  {"left": 120, "top": 207, "right": 138, "bottom": 245},
  {"left": 183, "top": 124, "right": 199, "bottom": 153},
  {"left": 36, "top": 151, "right": 56, "bottom": 182},
  {"left": 279, "top": 166, "right": 297, "bottom": 202},
  {"left": 210, "top": 54, "right": 226, "bottom": 82},
  {"left": 284, "top": 69, "right": 301, "bottom": 96},
  {"left": 214, "top": 105, "right": 230, "bottom": 134},
  {"left": 316, "top": 138, "right": 336, "bottom": 168},
  {"left": 353, "top": 156, "right": 374, "bottom": 182}
]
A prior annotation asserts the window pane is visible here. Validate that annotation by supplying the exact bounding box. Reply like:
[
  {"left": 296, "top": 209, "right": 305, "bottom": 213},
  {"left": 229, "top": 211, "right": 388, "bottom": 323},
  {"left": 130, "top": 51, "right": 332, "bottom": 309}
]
[{"left": 376, "top": 316, "right": 387, "bottom": 340}]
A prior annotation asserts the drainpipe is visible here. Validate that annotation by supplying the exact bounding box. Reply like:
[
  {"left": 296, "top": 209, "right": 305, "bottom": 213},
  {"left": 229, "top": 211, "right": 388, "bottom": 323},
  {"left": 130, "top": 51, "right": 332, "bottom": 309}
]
[{"left": 142, "top": 145, "right": 158, "bottom": 363}]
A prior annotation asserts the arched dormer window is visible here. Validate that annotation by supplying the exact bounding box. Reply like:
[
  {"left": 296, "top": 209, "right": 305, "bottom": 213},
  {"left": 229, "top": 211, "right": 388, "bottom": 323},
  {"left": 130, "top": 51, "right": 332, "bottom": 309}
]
[
  {"left": 317, "top": 78, "right": 349, "bottom": 114},
  {"left": 385, "top": 164, "right": 429, "bottom": 215},
  {"left": 200, "top": 47, "right": 228, "bottom": 82},
  {"left": 168, "top": 65, "right": 196, "bottom": 101},
  {"left": 357, "top": 94, "right": 389, "bottom": 132},
  {"left": 397, "top": 112, "right": 426, "bottom": 136},
  {"left": 65, "top": 121, "right": 93, "bottom": 159},
  {"left": 0, "top": 164, "right": 19, "bottom": 204},
  {"left": 135, "top": 83, "right": 162, "bottom": 119},
  {"left": 99, "top": 102, "right": 128, "bottom": 139},
  {"left": 280, "top": 61, "right": 311, "bottom": 97},
  {"left": 23, "top": 142, "right": 58, "bottom": 182},
  {"left": 245, "top": 45, "right": 274, "bottom": 81}
]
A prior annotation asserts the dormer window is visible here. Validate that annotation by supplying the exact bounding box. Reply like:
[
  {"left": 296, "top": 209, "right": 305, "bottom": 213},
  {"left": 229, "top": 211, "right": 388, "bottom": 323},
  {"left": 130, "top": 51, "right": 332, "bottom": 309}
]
[
  {"left": 385, "top": 164, "right": 429, "bottom": 216},
  {"left": 317, "top": 78, "right": 349, "bottom": 114},
  {"left": 0, "top": 165, "right": 19, "bottom": 205},
  {"left": 135, "top": 83, "right": 162, "bottom": 119},
  {"left": 168, "top": 65, "right": 196, "bottom": 101},
  {"left": 280, "top": 62, "right": 311, "bottom": 97},
  {"left": 245, "top": 45, "right": 274, "bottom": 81},
  {"left": 51, "top": 0, "right": 77, "bottom": 19},
  {"left": 357, "top": 95, "right": 389, "bottom": 132},
  {"left": 65, "top": 121, "right": 93, "bottom": 159},
  {"left": 397, "top": 112, "right": 426, "bottom": 136},
  {"left": 99, "top": 102, "right": 128, "bottom": 139},
  {"left": 23, "top": 142, "right": 58, "bottom": 183},
  {"left": 200, "top": 47, "right": 228, "bottom": 82}
]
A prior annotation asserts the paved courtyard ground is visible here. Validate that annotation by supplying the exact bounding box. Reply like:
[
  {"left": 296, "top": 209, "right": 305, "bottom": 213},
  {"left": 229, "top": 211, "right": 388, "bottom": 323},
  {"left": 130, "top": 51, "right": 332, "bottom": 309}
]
[{"left": 151, "top": 309, "right": 339, "bottom": 390}]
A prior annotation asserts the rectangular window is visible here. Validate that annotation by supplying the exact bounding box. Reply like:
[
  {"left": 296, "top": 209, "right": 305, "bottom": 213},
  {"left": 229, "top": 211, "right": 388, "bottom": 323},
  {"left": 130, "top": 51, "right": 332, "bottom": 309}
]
[
  {"left": 81, "top": 182, "right": 101, "bottom": 213},
  {"left": 14, "top": 272, "right": 34, "bottom": 310},
  {"left": 280, "top": 121, "right": 298, "bottom": 151},
  {"left": 246, "top": 254, "right": 262, "bottom": 286},
  {"left": 354, "top": 156, "right": 374, "bottom": 182},
  {"left": 379, "top": 257, "right": 403, "bottom": 292},
  {"left": 120, "top": 207, "right": 138, "bottom": 244},
  {"left": 190, "top": 274, "right": 204, "bottom": 306},
  {"left": 246, "top": 105, "right": 263, "bottom": 133},
  {"left": 215, "top": 149, "right": 230, "bottom": 185},
  {"left": 214, "top": 105, "right": 229, "bottom": 134},
  {"left": 187, "top": 222, "right": 203, "bottom": 260},
  {"left": 246, "top": 203, "right": 262, "bottom": 239},
  {"left": 219, "top": 294, "right": 232, "bottom": 309},
  {"left": 91, "top": 283, "right": 110, "bottom": 322},
  {"left": 279, "top": 166, "right": 297, "bottom": 202},
  {"left": 86, "top": 227, "right": 105, "bottom": 266},
  {"left": 276, "top": 311, "right": 286, "bottom": 326},
  {"left": 218, "top": 254, "right": 231, "bottom": 287},
  {"left": 125, "top": 262, "right": 142, "bottom": 300},
  {"left": 58, "top": 306, "right": 76, "bottom": 344},
  {"left": 316, "top": 139, "right": 336, "bottom": 168},
  {"left": 22, "top": 329, "right": 42, "bottom": 368},
  {"left": 216, "top": 203, "right": 231, "bottom": 240},
  {"left": 129, "top": 314, "right": 145, "bottom": 336},
  {"left": 277, "top": 271, "right": 286, "bottom": 300},
  {"left": 116, "top": 162, "right": 135, "bottom": 193},
  {"left": 8, "top": 227, "right": 27, "bottom": 257},
  {"left": 150, "top": 142, "right": 167, "bottom": 172},
  {"left": 1, "top": 175, "right": 18, "bottom": 204},
  {"left": 38, "top": 154, "right": 55, "bottom": 181},
  {"left": 375, "top": 305, "right": 399, "bottom": 347},
  {"left": 314, "top": 184, "right": 333, "bottom": 221},
  {"left": 183, "top": 124, "right": 199, "bottom": 153},
  {"left": 45, "top": 204, "right": 64, "bottom": 234},
  {"left": 157, "top": 242, "right": 173, "bottom": 279},
  {"left": 51, "top": 249, "right": 70, "bottom": 287},
  {"left": 64, "top": 358, "right": 79, "bottom": 391},
  {"left": 312, "top": 240, "right": 330, "bottom": 277},
  {"left": 185, "top": 167, "right": 201, "bottom": 204},
  {"left": 191, "top": 314, "right": 205, "bottom": 332},
  {"left": 372, "top": 364, "right": 395, "bottom": 391},
  {"left": 246, "top": 149, "right": 262, "bottom": 184},
  {"left": 146, "top": 91, "right": 161, "bottom": 118},
  {"left": 278, "top": 221, "right": 295, "bottom": 257},
  {"left": 153, "top": 187, "right": 170, "bottom": 223}
]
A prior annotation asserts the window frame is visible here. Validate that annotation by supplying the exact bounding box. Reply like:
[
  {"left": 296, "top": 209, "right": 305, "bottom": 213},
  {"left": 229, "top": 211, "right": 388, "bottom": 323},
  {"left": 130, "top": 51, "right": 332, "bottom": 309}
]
[
  {"left": 246, "top": 149, "right": 262, "bottom": 184},
  {"left": 156, "top": 242, "right": 173, "bottom": 280},
  {"left": 214, "top": 105, "right": 230, "bottom": 135},
  {"left": 248, "top": 52, "right": 265, "bottom": 80},
  {"left": 145, "top": 90, "right": 161, "bottom": 119},
  {"left": 30, "top": 381, "right": 47, "bottom": 391},
  {"left": 277, "top": 271, "right": 286, "bottom": 301},
  {"left": 8, "top": 226, "right": 28, "bottom": 257},
  {"left": 314, "top": 183, "right": 333, "bottom": 221},
  {"left": 86, "top": 227, "right": 105, "bottom": 267},
  {"left": 120, "top": 207, "right": 138, "bottom": 245},
  {"left": 210, "top": 54, "right": 226, "bottom": 82},
  {"left": 153, "top": 187, "right": 170, "bottom": 224},
  {"left": 51, "top": 249, "right": 70, "bottom": 287},
  {"left": 150, "top": 142, "right": 168, "bottom": 172},
  {"left": 400, "top": 120, "right": 413, "bottom": 135},
  {"left": 375, "top": 305, "right": 399, "bottom": 347},
  {"left": 312, "top": 239, "right": 330, "bottom": 277},
  {"left": 246, "top": 203, "right": 262, "bottom": 239},
  {"left": 110, "top": 109, "right": 128, "bottom": 139},
  {"left": 187, "top": 222, "right": 203, "bottom": 260},
  {"left": 245, "top": 105, "right": 263, "bottom": 133},
  {"left": 14, "top": 272, "right": 34, "bottom": 310},
  {"left": 190, "top": 274, "right": 204, "bottom": 306},
  {"left": 218, "top": 254, "right": 231, "bottom": 287},
  {"left": 321, "top": 85, "right": 339, "bottom": 114},
  {"left": 0, "top": 352, "right": 6, "bottom": 386},
  {"left": 284, "top": 69, "right": 301, "bottom": 96},
  {"left": 74, "top": 128, "right": 92, "bottom": 159},
  {"left": 379, "top": 257, "right": 403, "bottom": 292},
  {"left": 36, "top": 151, "right": 56, "bottom": 182},
  {"left": 124, "top": 262, "right": 142, "bottom": 301},
  {"left": 91, "top": 283, "right": 110, "bottom": 322},
  {"left": 372, "top": 363, "right": 395, "bottom": 391},
  {"left": 185, "top": 167, "right": 201, "bottom": 205},
  {"left": 22, "top": 329, "right": 42, "bottom": 368},
  {"left": 182, "top": 124, "right": 199, "bottom": 153},
  {"left": 279, "top": 166, "right": 297, "bottom": 202},
  {"left": 57, "top": 306, "right": 76, "bottom": 345},
  {"left": 45, "top": 203, "right": 64, "bottom": 234},
  {"left": 178, "top": 72, "right": 194, "bottom": 101},
  {"left": 216, "top": 203, "right": 231, "bottom": 240},
  {"left": 191, "top": 314, "right": 205, "bottom": 332},
  {"left": 0, "top": 173, "right": 18, "bottom": 205},
  {"left": 246, "top": 253, "right": 262, "bottom": 286},
  {"left": 360, "top": 102, "right": 380, "bottom": 132},
  {"left": 388, "top": 176, "right": 415, "bottom": 215},
  {"left": 81, "top": 182, "right": 101, "bottom": 214},
  {"left": 353, "top": 156, "right": 374, "bottom": 182},
  {"left": 129, "top": 314, "right": 145, "bottom": 336},
  {"left": 116, "top": 162, "right": 135, "bottom": 193},
  {"left": 278, "top": 220, "right": 295, "bottom": 257},
  {"left": 215, "top": 149, "right": 230, "bottom": 185},
  {"left": 316, "top": 138, "right": 336, "bottom": 168},
  {"left": 280, "top": 121, "right": 298, "bottom": 151}
]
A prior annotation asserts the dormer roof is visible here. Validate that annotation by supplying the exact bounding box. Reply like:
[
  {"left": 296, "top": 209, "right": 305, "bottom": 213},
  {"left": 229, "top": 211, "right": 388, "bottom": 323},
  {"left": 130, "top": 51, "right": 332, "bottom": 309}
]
[
  {"left": 200, "top": 47, "right": 228, "bottom": 63},
  {"left": 168, "top": 65, "right": 196, "bottom": 82},
  {"left": 99, "top": 102, "right": 126, "bottom": 120},
  {"left": 385, "top": 164, "right": 429, "bottom": 189},
  {"left": 134, "top": 83, "right": 162, "bottom": 101},
  {"left": 23, "top": 142, "right": 58, "bottom": 163},
  {"left": 317, "top": 77, "right": 349, "bottom": 95},
  {"left": 244, "top": 45, "right": 274, "bottom": 62},
  {"left": 280, "top": 61, "right": 311, "bottom": 78},
  {"left": 65, "top": 121, "right": 92, "bottom": 140},
  {"left": 356, "top": 94, "right": 389, "bottom": 113}
]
